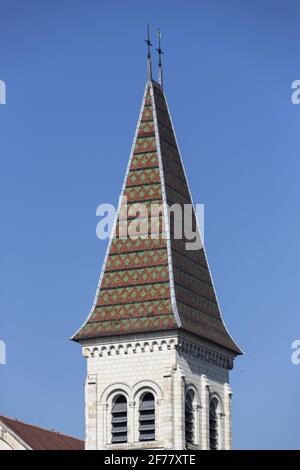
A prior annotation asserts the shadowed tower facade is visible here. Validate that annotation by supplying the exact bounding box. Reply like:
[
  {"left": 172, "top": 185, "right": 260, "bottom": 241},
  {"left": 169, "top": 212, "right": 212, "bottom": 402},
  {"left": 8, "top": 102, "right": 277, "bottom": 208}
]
[{"left": 72, "top": 33, "right": 241, "bottom": 450}]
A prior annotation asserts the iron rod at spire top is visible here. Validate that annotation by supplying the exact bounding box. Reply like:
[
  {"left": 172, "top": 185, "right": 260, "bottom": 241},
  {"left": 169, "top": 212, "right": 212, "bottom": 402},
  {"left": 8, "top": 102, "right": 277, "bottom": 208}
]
[
  {"left": 156, "top": 28, "right": 164, "bottom": 88},
  {"left": 145, "top": 23, "right": 152, "bottom": 81},
  {"left": 156, "top": 28, "right": 164, "bottom": 65},
  {"left": 145, "top": 23, "right": 152, "bottom": 59}
]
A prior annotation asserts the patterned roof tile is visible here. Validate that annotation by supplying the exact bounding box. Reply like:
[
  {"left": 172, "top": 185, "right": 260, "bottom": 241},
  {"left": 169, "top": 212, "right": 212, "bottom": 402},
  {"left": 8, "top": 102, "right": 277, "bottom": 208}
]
[{"left": 73, "top": 81, "right": 241, "bottom": 355}]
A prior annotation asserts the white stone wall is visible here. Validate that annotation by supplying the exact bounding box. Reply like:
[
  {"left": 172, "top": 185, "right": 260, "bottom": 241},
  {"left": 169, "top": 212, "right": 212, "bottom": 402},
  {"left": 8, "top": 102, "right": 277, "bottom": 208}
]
[
  {"left": 176, "top": 333, "right": 233, "bottom": 450},
  {"left": 81, "top": 331, "right": 235, "bottom": 450},
  {"left": 0, "top": 425, "right": 29, "bottom": 450}
]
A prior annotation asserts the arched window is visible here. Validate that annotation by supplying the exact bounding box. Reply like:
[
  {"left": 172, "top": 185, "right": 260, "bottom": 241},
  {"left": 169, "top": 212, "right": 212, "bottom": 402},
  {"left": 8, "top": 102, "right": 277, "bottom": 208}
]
[
  {"left": 185, "top": 389, "right": 195, "bottom": 445},
  {"left": 139, "top": 392, "right": 155, "bottom": 441},
  {"left": 209, "top": 398, "right": 218, "bottom": 450},
  {"left": 111, "top": 394, "right": 127, "bottom": 443}
]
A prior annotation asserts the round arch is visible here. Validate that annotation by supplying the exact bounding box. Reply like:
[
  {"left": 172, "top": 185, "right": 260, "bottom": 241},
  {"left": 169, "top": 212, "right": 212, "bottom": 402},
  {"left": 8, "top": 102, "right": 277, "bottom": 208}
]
[
  {"left": 132, "top": 380, "right": 163, "bottom": 403},
  {"left": 99, "top": 382, "right": 131, "bottom": 405}
]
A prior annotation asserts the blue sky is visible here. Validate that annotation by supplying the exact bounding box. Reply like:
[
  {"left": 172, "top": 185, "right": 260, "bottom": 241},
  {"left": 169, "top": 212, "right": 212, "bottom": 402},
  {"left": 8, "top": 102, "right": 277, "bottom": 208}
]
[{"left": 1, "top": 0, "right": 300, "bottom": 449}]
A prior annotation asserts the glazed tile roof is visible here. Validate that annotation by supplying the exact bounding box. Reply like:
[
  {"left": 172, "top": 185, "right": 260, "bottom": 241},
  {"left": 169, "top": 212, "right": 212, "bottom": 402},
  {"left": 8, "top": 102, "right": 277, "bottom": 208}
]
[
  {"left": 0, "top": 415, "right": 84, "bottom": 450},
  {"left": 73, "top": 80, "right": 241, "bottom": 355}
]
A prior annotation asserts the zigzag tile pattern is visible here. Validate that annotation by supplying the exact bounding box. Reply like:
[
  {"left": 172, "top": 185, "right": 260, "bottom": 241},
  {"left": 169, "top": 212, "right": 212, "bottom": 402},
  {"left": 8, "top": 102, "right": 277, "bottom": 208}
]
[
  {"left": 75, "top": 87, "right": 177, "bottom": 339},
  {"left": 74, "top": 82, "right": 241, "bottom": 355}
]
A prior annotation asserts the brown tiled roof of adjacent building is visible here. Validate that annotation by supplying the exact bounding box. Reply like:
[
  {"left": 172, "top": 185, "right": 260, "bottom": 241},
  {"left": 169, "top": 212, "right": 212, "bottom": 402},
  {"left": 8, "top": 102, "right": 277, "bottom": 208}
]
[
  {"left": 0, "top": 416, "right": 84, "bottom": 450},
  {"left": 72, "top": 79, "right": 241, "bottom": 356}
]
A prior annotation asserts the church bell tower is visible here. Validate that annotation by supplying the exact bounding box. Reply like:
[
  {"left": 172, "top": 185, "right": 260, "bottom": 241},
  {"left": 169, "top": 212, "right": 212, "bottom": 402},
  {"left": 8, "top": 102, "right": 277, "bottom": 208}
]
[{"left": 72, "top": 29, "right": 242, "bottom": 450}]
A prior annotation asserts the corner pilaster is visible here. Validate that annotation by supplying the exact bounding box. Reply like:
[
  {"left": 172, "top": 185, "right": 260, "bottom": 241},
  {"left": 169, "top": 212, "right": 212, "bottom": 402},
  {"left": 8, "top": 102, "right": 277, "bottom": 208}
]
[
  {"left": 224, "top": 383, "right": 233, "bottom": 450},
  {"left": 85, "top": 373, "right": 97, "bottom": 450},
  {"left": 200, "top": 374, "right": 210, "bottom": 450}
]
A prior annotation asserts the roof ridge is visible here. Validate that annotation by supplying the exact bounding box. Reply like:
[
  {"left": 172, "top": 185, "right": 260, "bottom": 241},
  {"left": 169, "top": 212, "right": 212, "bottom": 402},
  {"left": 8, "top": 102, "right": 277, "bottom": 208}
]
[{"left": 0, "top": 415, "right": 83, "bottom": 442}]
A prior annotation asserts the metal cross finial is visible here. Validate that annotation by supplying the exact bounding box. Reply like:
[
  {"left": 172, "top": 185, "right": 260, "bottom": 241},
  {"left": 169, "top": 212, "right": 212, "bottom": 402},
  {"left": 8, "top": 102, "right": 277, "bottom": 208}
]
[
  {"left": 156, "top": 28, "right": 164, "bottom": 88},
  {"left": 145, "top": 23, "right": 152, "bottom": 81}
]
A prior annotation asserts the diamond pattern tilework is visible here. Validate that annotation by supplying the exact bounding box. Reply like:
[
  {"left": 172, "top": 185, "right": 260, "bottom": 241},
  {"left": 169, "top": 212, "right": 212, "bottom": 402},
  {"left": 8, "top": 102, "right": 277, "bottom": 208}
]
[
  {"left": 116, "top": 217, "right": 167, "bottom": 240},
  {"left": 91, "top": 299, "right": 173, "bottom": 322},
  {"left": 118, "top": 200, "right": 164, "bottom": 220},
  {"left": 134, "top": 137, "right": 157, "bottom": 154},
  {"left": 105, "top": 249, "right": 168, "bottom": 271},
  {"left": 126, "top": 168, "right": 161, "bottom": 187},
  {"left": 124, "top": 183, "right": 162, "bottom": 202},
  {"left": 101, "top": 266, "right": 169, "bottom": 288},
  {"left": 74, "top": 83, "right": 241, "bottom": 354},
  {"left": 96, "top": 283, "right": 170, "bottom": 307},
  {"left": 138, "top": 121, "right": 155, "bottom": 137},
  {"left": 109, "top": 238, "right": 167, "bottom": 254},
  {"left": 75, "top": 314, "right": 176, "bottom": 338},
  {"left": 130, "top": 153, "right": 159, "bottom": 170}
]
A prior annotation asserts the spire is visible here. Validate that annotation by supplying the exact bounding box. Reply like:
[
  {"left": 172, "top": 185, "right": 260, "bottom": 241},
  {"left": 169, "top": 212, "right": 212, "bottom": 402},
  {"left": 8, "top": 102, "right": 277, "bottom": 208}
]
[
  {"left": 145, "top": 23, "right": 152, "bottom": 81},
  {"left": 156, "top": 28, "right": 164, "bottom": 88},
  {"left": 72, "top": 79, "right": 242, "bottom": 356}
]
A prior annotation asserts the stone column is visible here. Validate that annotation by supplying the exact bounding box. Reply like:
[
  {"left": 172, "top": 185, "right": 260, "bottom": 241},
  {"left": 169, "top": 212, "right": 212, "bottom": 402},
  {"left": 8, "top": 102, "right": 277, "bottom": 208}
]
[
  {"left": 97, "top": 403, "right": 107, "bottom": 449},
  {"left": 200, "top": 374, "right": 210, "bottom": 450},
  {"left": 85, "top": 372, "right": 97, "bottom": 450},
  {"left": 162, "top": 365, "right": 175, "bottom": 449},
  {"left": 128, "top": 401, "right": 135, "bottom": 443},
  {"left": 223, "top": 383, "right": 233, "bottom": 450},
  {"left": 216, "top": 411, "right": 224, "bottom": 450},
  {"left": 194, "top": 403, "right": 202, "bottom": 448},
  {"left": 173, "top": 366, "right": 185, "bottom": 449}
]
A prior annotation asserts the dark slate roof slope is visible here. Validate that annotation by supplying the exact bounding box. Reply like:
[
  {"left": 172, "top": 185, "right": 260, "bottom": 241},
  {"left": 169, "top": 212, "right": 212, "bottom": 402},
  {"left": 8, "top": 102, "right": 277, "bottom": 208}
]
[{"left": 152, "top": 82, "right": 241, "bottom": 354}]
